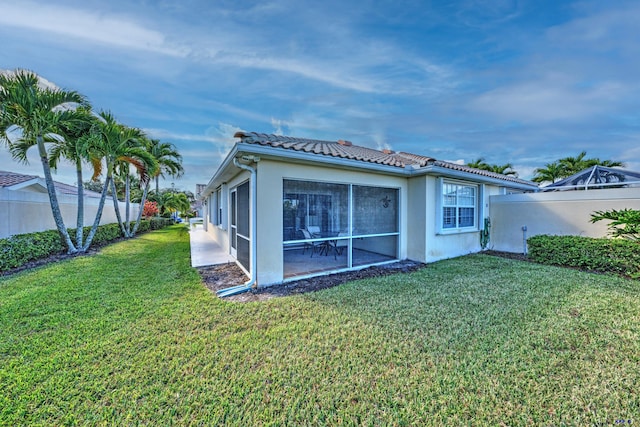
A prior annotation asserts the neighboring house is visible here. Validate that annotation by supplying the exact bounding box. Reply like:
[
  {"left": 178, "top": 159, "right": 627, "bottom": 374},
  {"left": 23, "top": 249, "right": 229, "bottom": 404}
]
[
  {"left": 0, "top": 170, "right": 137, "bottom": 238},
  {"left": 200, "top": 132, "right": 538, "bottom": 290}
]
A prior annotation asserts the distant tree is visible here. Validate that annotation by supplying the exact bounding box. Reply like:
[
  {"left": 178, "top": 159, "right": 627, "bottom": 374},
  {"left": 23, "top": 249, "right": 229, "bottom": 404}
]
[
  {"left": 533, "top": 151, "right": 625, "bottom": 184},
  {"left": 466, "top": 157, "right": 518, "bottom": 177},
  {"left": 467, "top": 158, "right": 490, "bottom": 170},
  {"left": 532, "top": 162, "right": 564, "bottom": 184},
  {"left": 149, "top": 139, "right": 183, "bottom": 195}
]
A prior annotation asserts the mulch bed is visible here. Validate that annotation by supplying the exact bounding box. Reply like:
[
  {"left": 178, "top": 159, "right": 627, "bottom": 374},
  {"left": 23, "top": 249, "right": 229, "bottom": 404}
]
[{"left": 198, "top": 260, "right": 426, "bottom": 302}]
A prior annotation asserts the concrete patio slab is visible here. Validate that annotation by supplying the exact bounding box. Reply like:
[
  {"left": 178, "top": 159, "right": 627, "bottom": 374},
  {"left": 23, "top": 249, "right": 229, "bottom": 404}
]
[{"left": 189, "top": 224, "right": 235, "bottom": 267}]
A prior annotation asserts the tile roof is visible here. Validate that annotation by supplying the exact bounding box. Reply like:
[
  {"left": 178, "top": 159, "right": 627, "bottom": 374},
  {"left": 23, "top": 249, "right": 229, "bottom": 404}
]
[
  {"left": 0, "top": 170, "right": 103, "bottom": 197},
  {"left": 233, "top": 132, "right": 536, "bottom": 186},
  {"left": 0, "top": 170, "right": 39, "bottom": 187}
]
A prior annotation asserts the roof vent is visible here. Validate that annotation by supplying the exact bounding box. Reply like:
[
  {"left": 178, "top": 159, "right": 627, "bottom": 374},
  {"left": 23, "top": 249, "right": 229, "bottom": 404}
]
[
  {"left": 337, "top": 139, "right": 352, "bottom": 146},
  {"left": 382, "top": 149, "right": 395, "bottom": 154}
]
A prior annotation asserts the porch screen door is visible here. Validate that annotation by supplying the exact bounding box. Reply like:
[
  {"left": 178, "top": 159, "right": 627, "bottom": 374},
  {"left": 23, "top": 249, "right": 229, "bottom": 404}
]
[{"left": 230, "top": 189, "right": 237, "bottom": 257}]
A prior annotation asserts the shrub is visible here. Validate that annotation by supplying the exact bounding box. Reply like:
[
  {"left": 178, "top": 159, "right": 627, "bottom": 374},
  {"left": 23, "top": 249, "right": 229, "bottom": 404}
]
[
  {"left": 528, "top": 234, "right": 640, "bottom": 278},
  {"left": 0, "top": 230, "right": 64, "bottom": 271},
  {"left": 0, "top": 220, "right": 174, "bottom": 273},
  {"left": 142, "top": 201, "right": 159, "bottom": 218}
]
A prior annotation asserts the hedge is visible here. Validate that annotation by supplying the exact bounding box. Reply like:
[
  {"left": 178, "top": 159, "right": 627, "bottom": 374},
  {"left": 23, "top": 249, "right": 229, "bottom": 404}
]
[
  {"left": 527, "top": 234, "right": 640, "bottom": 279},
  {"left": 0, "top": 218, "right": 175, "bottom": 273}
]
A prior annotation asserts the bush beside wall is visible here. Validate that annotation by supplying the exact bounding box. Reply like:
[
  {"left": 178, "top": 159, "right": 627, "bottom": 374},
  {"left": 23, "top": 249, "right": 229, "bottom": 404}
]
[
  {"left": 527, "top": 235, "right": 640, "bottom": 279},
  {"left": 0, "top": 219, "right": 175, "bottom": 273}
]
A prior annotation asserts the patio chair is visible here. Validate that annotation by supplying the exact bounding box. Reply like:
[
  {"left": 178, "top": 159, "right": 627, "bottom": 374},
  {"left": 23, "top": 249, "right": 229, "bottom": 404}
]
[
  {"left": 300, "top": 229, "right": 317, "bottom": 257},
  {"left": 307, "top": 225, "right": 321, "bottom": 237},
  {"left": 330, "top": 232, "right": 349, "bottom": 260}
]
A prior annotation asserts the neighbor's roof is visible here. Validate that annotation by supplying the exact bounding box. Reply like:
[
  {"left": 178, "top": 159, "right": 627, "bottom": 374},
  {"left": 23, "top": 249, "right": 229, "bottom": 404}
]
[
  {"left": 0, "top": 170, "right": 39, "bottom": 187},
  {"left": 0, "top": 170, "right": 103, "bottom": 197},
  {"left": 541, "top": 165, "right": 640, "bottom": 191},
  {"left": 234, "top": 132, "right": 534, "bottom": 186}
]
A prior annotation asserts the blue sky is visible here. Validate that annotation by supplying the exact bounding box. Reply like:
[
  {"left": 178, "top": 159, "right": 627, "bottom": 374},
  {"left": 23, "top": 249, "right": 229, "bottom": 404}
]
[{"left": 2, "top": 0, "right": 639, "bottom": 192}]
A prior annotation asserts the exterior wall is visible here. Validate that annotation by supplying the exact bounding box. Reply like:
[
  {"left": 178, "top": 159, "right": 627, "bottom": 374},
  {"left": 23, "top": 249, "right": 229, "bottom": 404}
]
[
  {"left": 256, "top": 159, "right": 409, "bottom": 286},
  {"left": 415, "top": 176, "right": 502, "bottom": 263},
  {"left": 203, "top": 171, "right": 250, "bottom": 272},
  {"left": 490, "top": 188, "right": 640, "bottom": 253},
  {"left": 0, "top": 188, "right": 138, "bottom": 239},
  {"left": 406, "top": 177, "right": 427, "bottom": 262}
]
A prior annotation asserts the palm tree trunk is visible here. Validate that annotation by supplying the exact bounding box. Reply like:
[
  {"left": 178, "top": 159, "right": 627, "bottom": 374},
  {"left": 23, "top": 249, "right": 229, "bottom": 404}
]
[
  {"left": 75, "top": 158, "right": 85, "bottom": 249},
  {"left": 125, "top": 174, "right": 131, "bottom": 236},
  {"left": 132, "top": 181, "right": 150, "bottom": 235},
  {"left": 82, "top": 175, "right": 112, "bottom": 251},
  {"left": 155, "top": 175, "right": 159, "bottom": 196},
  {"left": 110, "top": 177, "right": 127, "bottom": 237},
  {"left": 37, "top": 135, "right": 77, "bottom": 254}
]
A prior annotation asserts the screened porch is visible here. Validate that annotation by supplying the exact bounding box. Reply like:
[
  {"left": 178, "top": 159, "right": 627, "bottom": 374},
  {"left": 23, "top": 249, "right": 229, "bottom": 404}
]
[{"left": 282, "top": 179, "right": 399, "bottom": 279}]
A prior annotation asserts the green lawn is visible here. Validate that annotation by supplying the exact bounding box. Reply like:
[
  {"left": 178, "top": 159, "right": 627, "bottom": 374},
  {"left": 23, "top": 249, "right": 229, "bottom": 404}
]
[{"left": 1, "top": 226, "right": 638, "bottom": 426}]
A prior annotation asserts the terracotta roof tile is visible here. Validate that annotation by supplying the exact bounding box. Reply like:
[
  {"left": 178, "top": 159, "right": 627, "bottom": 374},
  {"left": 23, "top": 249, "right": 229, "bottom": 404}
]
[
  {"left": 0, "top": 170, "right": 103, "bottom": 197},
  {"left": 0, "top": 170, "right": 39, "bottom": 187},
  {"left": 233, "top": 132, "right": 535, "bottom": 186}
]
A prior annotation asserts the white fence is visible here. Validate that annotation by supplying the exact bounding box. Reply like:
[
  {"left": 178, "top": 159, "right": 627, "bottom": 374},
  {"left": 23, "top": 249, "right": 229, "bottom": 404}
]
[
  {"left": 0, "top": 188, "right": 139, "bottom": 239},
  {"left": 489, "top": 188, "right": 640, "bottom": 253}
]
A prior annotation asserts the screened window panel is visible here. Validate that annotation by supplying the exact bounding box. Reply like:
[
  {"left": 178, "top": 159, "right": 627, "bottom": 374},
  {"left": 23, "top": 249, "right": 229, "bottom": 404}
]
[
  {"left": 237, "top": 237, "right": 250, "bottom": 271},
  {"left": 237, "top": 182, "right": 250, "bottom": 238},
  {"left": 352, "top": 235, "right": 398, "bottom": 267},
  {"left": 231, "top": 191, "right": 236, "bottom": 227},
  {"left": 283, "top": 180, "right": 348, "bottom": 241},
  {"left": 352, "top": 186, "right": 398, "bottom": 235}
]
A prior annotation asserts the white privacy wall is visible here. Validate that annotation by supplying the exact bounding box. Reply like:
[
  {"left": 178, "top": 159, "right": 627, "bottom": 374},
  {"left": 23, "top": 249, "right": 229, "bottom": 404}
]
[
  {"left": 489, "top": 188, "right": 640, "bottom": 253},
  {"left": 0, "top": 188, "right": 138, "bottom": 238}
]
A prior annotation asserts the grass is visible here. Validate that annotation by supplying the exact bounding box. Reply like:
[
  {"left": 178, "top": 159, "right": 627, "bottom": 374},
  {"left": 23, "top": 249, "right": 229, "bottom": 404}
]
[{"left": 1, "top": 225, "right": 639, "bottom": 426}]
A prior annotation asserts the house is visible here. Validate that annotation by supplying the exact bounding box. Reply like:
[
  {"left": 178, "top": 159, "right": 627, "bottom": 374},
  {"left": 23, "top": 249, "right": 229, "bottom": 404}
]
[
  {"left": 200, "top": 132, "right": 538, "bottom": 294},
  {"left": 0, "top": 170, "right": 136, "bottom": 238}
]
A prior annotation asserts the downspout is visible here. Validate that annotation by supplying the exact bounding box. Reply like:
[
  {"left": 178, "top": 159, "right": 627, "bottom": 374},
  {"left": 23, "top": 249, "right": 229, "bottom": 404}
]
[{"left": 217, "top": 156, "right": 259, "bottom": 298}]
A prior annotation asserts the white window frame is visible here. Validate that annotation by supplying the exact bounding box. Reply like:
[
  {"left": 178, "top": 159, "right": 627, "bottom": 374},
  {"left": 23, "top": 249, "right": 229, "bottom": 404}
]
[{"left": 436, "top": 178, "right": 481, "bottom": 234}]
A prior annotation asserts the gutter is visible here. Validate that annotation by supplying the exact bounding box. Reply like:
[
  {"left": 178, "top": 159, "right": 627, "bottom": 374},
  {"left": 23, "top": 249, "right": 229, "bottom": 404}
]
[{"left": 216, "top": 156, "right": 259, "bottom": 298}]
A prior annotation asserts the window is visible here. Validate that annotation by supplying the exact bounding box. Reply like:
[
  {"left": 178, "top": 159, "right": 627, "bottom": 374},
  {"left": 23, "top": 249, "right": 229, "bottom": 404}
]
[
  {"left": 216, "top": 189, "right": 223, "bottom": 226},
  {"left": 209, "top": 192, "right": 217, "bottom": 225},
  {"left": 440, "top": 180, "right": 477, "bottom": 231}
]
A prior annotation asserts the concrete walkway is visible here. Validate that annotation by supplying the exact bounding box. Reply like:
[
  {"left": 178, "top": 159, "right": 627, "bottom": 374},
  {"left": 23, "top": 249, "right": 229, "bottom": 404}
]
[{"left": 189, "top": 224, "right": 235, "bottom": 267}]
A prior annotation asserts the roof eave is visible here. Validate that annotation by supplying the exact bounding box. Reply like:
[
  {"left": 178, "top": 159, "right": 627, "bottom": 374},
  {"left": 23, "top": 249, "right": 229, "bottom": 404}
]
[{"left": 417, "top": 164, "right": 540, "bottom": 191}]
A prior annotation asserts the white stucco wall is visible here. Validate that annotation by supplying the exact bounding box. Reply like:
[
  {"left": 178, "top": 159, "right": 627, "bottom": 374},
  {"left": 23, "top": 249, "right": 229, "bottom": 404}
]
[
  {"left": 0, "top": 188, "right": 139, "bottom": 239},
  {"left": 489, "top": 188, "right": 640, "bottom": 253}
]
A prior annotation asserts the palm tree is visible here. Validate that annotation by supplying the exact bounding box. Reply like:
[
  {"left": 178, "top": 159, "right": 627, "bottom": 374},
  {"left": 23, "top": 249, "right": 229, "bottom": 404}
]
[
  {"left": 467, "top": 158, "right": 518, "bottom": 176},
  {"left": 558, "top": 151, "right": 589, "bottom": 176},
  {"left": 532, "top": 162, "right": 564, "bottom": 184},
  {"left": 487, "top": 163, "right": 518, "bottom": 176},
  {"left": 48, "top": 107, "right": 102, "bottom": 249},
  {"left": 0, "top": 70, "right": 89, "bottom": 253},
  {"left": 130, "top": 138, "right": 180, "bottom": 234},
  {"left": 150, "top": 139, "right": 183, "bottom": 195},
  {"left": 466, "top": 158, "right": 490, "bottom": 170},
  {"left": 86, "top": 111, "right": 154, "bottom": 238},
  {"left": 162, "top": 192, "right": 191, "bottom": 219},
  {"left": 534, "top": 152, "right": 626, "bottom": 184}
]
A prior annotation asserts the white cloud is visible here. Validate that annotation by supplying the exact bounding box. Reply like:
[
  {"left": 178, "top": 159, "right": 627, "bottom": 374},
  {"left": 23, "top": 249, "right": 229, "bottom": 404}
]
[{"left": 0, "top": 2, "right": 188, "bottom": 57}]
